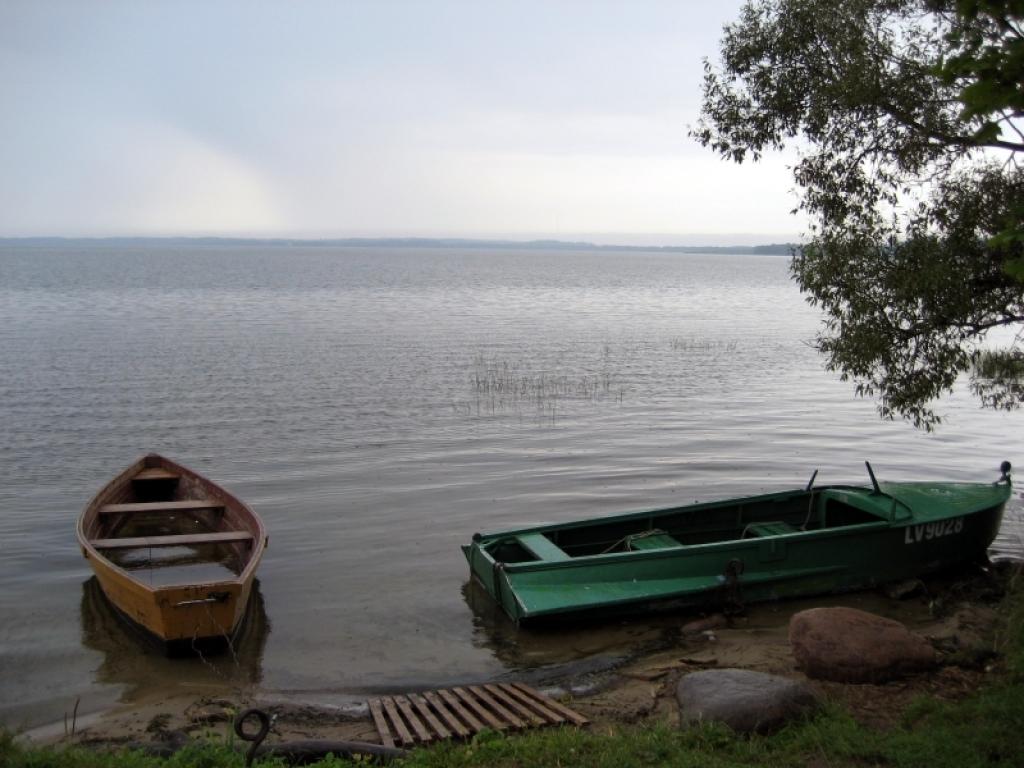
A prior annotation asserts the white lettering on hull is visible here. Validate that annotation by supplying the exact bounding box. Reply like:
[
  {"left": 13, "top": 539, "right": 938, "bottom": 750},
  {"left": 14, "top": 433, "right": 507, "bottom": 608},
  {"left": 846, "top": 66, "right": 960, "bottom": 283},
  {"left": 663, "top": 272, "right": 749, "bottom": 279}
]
[{"left": 903, "top": 517, "right": 964, "bottom": 544}]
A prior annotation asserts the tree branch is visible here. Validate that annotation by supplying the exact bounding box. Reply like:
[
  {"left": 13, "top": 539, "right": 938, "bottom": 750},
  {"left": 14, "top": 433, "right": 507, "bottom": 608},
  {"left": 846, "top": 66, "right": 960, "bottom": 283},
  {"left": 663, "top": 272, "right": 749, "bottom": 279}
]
[{"left": 881, "top": 100, "right": 1024, "bottom": 152}]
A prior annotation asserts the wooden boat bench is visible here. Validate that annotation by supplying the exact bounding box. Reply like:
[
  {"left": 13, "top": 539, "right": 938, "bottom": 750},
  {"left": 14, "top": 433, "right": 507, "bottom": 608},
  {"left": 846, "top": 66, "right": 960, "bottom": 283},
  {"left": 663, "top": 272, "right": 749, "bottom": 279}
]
[
  {"left": 516, "top": 533, "right": 571, "bottom": 561},
  {"left": 91, "top": 531, "right": 253, "bottom": 549},
  {"left": 98, "top": 500, "right": 225, "bottom": 516},
  {"left": 131, "top": 467, "right": 180, "bottom": 481}
]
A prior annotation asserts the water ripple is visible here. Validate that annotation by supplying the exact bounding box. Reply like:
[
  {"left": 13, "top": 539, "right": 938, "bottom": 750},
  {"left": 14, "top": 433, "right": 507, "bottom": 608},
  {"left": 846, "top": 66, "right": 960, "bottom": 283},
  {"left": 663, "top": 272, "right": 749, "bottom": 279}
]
[{"left": 1, "top": 244, "right": 1021, "bottom": 728}]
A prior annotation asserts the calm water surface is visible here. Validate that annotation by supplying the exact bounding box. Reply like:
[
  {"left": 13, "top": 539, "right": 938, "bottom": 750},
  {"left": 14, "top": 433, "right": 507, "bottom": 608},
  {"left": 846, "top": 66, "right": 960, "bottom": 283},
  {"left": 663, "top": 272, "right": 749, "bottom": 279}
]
[{"left": 1, "top": 244, "right": 1021, "bottom": 729}]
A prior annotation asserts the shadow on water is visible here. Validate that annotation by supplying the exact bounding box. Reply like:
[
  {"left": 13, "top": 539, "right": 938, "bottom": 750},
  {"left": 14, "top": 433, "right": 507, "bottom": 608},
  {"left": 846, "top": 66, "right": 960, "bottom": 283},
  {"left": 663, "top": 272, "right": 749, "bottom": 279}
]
[
  {"left": 460, "top": 579, "right": 692, "bottom": 690},
  {"left": 80, "top": 576, "right": 270, "bottom": 697}
]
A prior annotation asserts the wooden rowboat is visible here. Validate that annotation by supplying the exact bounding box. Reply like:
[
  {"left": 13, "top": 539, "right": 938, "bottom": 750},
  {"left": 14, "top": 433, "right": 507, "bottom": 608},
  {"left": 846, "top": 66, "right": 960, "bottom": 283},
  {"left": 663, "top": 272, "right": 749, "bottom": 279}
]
[
  {"left": 77, "top": 454, "right": 268, "bottom": 651},
  {"left": 463, "top": 462, "right": 1012, "bottom": 624}
]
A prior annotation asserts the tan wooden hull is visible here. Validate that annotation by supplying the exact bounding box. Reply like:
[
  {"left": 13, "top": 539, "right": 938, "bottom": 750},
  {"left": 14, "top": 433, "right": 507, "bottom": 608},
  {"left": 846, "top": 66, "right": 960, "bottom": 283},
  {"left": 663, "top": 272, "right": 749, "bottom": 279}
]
[{"left": 77, "top": 454, "right": 267, "bottom": 645}]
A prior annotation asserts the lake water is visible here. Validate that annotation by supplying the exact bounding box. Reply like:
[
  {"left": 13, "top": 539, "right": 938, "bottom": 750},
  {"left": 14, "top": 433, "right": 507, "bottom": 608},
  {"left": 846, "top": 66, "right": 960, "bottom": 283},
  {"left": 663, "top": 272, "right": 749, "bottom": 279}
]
[{"left": 1, "top": 243, "right": 1021, "bottom": 730}]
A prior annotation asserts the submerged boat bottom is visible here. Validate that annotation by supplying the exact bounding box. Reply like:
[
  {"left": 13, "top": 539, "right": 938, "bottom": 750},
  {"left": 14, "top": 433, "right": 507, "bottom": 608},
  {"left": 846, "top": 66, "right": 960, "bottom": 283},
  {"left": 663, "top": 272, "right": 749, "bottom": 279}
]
[{"left": 107, "top": 547, "right": 244, "bottom": 589}]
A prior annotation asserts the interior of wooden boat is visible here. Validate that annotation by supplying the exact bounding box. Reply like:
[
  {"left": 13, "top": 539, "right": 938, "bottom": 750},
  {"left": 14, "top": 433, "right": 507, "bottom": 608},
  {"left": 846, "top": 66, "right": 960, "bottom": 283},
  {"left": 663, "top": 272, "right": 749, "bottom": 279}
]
[
  {"left": 486, "top": 489, "right": 890, "bottom": 563},
  {"left": 87, "top": 463, "right": 253, "bottom": 587}
]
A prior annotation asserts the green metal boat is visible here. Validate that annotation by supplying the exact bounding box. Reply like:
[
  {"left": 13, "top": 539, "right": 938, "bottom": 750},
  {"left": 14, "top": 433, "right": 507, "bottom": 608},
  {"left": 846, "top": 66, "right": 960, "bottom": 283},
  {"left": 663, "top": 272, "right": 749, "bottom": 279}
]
[{"left": 462, "top": 463, "right": 1013, "bottom": 624}]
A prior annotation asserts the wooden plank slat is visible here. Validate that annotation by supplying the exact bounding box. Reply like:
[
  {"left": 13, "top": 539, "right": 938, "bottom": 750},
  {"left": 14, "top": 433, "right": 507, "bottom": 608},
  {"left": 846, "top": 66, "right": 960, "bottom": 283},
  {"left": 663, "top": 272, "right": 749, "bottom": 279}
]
[
  {"left": 132, "top": 468, "right": 180, "bottom": 480},
  {"left": 367, "top": 699, "right": 395, "bottom": 749},
  {"left": 437, "top": 688, "right": 484, "bottom": 733},
  {"left": 394, "top": 696, "right": 432, "bottom": 743},
  {"left": 496, "top": 684, "right": 564, "bottom": 724},
  {"left": 381, "top": 697, "right": 414, "bottom": 746},
  {"left": 91, "top": 531, "right": 253, "bottom": 549},
  {"left": 468, "top": 685, "right": 524, "bottom": 728},
  {"left": 409, "top": 694, "right": 450, "bottom": 740},
  {"left": 99, "top": 499, "right": 224, "bottom": 515},
  {"left": 451, "top": 687, "right": 508, "bottom": 731},
  {"left": 424, "top": 690, "right": 471, "bottom": 738},
  {"left": 510, "top": 683, "right": 590, "bottom": 726},
  {"left": 368, "top": 683, "right": 591, "bottom": 749},
  {"left": 484, "top": 684, "right": 545, "bottom": 726}
]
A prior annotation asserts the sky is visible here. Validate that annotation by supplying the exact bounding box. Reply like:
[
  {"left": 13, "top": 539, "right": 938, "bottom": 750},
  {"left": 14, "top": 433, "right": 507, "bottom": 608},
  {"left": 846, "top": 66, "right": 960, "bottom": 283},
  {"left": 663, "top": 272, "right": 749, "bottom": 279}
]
[{"left": 0, "top": 1, "right": 804, "bottom": 245}]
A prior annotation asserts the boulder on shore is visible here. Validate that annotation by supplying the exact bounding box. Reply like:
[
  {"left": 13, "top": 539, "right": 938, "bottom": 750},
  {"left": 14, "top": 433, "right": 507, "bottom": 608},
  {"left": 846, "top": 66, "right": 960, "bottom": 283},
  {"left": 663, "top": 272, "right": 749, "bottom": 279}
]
[
  {"left": 789, "top": 606, "right": 936, "bottom": 683},
  {"left": 676, "top": 668, "right": 820, "bottom": 734}
]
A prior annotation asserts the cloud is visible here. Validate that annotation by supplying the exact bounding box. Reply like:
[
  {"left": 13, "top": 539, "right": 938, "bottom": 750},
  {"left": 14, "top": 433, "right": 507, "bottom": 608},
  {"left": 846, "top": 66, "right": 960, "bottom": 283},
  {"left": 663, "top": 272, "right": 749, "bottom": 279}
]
[
  {"left": 275, "top": 145, "right": 801, "bottom": 238},
  {"left": 0, "top": 0, "right": 795, "bottom": 240},
  {"left": 0, "top": 115, "right": 284, "bottom": 236}
]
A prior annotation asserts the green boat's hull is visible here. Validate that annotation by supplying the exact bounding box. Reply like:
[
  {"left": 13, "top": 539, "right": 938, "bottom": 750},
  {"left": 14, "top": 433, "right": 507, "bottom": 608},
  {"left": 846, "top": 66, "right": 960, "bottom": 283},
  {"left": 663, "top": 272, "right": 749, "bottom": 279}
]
[{"left": 462, "top": 474, "right": 1011, "bottom": 624}]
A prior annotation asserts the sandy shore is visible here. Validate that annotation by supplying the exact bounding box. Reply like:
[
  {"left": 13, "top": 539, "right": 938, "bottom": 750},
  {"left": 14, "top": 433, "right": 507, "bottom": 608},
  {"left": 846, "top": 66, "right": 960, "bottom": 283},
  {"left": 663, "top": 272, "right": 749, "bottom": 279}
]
[{"left": 40, "top": 565, "right": 1010, "bottom": 752}]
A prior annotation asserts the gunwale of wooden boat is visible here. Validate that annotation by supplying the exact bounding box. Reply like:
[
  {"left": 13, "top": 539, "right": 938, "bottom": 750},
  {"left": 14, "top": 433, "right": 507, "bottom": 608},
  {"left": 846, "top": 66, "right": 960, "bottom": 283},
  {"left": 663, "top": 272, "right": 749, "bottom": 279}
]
[{"left": 77, "top": 453, "right": 268, "bottom": 646}]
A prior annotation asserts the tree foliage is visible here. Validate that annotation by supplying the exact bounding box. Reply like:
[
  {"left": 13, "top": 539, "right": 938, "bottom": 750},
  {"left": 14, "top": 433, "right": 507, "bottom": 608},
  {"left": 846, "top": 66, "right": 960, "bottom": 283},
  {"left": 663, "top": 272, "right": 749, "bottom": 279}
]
[{"left": 694, "top": 0, "right": 1023, "bottom": 428}]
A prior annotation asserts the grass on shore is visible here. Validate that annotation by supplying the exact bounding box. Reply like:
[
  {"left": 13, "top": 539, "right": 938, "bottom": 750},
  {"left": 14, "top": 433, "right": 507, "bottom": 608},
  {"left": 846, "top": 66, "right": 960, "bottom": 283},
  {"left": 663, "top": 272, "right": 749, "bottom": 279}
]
[{"left": 4, "top": 579, "right": 1023, "bottom": 768}]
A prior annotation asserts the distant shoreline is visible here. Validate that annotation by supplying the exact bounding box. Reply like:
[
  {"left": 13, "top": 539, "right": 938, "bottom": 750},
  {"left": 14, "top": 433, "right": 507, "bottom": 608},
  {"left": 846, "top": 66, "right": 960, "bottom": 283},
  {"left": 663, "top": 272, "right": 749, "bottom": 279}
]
[{"left": 0, "top": 236, "right": 798, "bottom": 256}]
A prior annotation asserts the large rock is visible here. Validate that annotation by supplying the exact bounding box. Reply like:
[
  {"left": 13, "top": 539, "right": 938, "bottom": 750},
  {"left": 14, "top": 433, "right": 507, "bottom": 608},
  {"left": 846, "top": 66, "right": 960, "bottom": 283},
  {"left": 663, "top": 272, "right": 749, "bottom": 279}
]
[
  {"left": 676, "top": 668, "right": 820, "bottom": 734},
  {"left": 789, "top": 607, "right": 936, "bottom": 683}
]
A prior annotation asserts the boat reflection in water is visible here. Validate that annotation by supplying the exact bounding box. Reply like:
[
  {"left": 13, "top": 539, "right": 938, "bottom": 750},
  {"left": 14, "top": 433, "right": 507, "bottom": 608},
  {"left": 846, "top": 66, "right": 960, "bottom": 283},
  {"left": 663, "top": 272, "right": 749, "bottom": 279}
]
[
  {"left": 461, "top": 578, "right": 680, "bottom": 687},
  {"left": 80, "top": 576, "right": 269, "bottom": 693}
]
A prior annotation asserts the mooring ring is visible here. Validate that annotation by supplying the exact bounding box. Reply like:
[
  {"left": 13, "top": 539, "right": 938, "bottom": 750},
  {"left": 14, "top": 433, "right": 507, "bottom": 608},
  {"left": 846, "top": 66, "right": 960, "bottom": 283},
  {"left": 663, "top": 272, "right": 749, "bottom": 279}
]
[{"left": 234, "top": 708, "right": 270, "bottom": 766}]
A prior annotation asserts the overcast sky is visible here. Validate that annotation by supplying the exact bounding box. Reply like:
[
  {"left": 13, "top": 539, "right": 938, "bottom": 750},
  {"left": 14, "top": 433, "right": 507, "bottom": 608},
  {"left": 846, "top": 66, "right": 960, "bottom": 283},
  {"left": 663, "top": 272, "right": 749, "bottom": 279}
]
[{"left": 0, "top": 1, "right": 803, "bottom": 245}]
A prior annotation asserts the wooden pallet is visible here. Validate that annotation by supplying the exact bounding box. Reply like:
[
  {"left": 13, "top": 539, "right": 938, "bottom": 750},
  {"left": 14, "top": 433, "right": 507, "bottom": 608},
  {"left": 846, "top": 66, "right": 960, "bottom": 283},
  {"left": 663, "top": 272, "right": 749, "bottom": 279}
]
[{"left": 367, "top": 683, "right": 589, "bottom": 748}]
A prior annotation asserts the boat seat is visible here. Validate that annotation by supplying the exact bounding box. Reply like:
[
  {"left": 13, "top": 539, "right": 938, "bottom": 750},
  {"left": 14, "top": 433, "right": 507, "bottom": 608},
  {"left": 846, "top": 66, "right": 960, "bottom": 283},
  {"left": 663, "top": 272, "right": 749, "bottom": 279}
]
[
  {"left": 132, "top": 468, "right": 180, "bottom": 481},
  {"left": 91, "top": 531, "right": 253, "bottom": 549},
  {"left": 516, "top": 533, "right": 571, "bottom": 561},
  {"left": 98, "top": 499, "right": 224, "bottom": 515},
  {"left": 744, "top": 521, "right": 797, "bottom": 538},
  {"left": 625, "top": 531, "right": 681, "bottom": 551}
]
